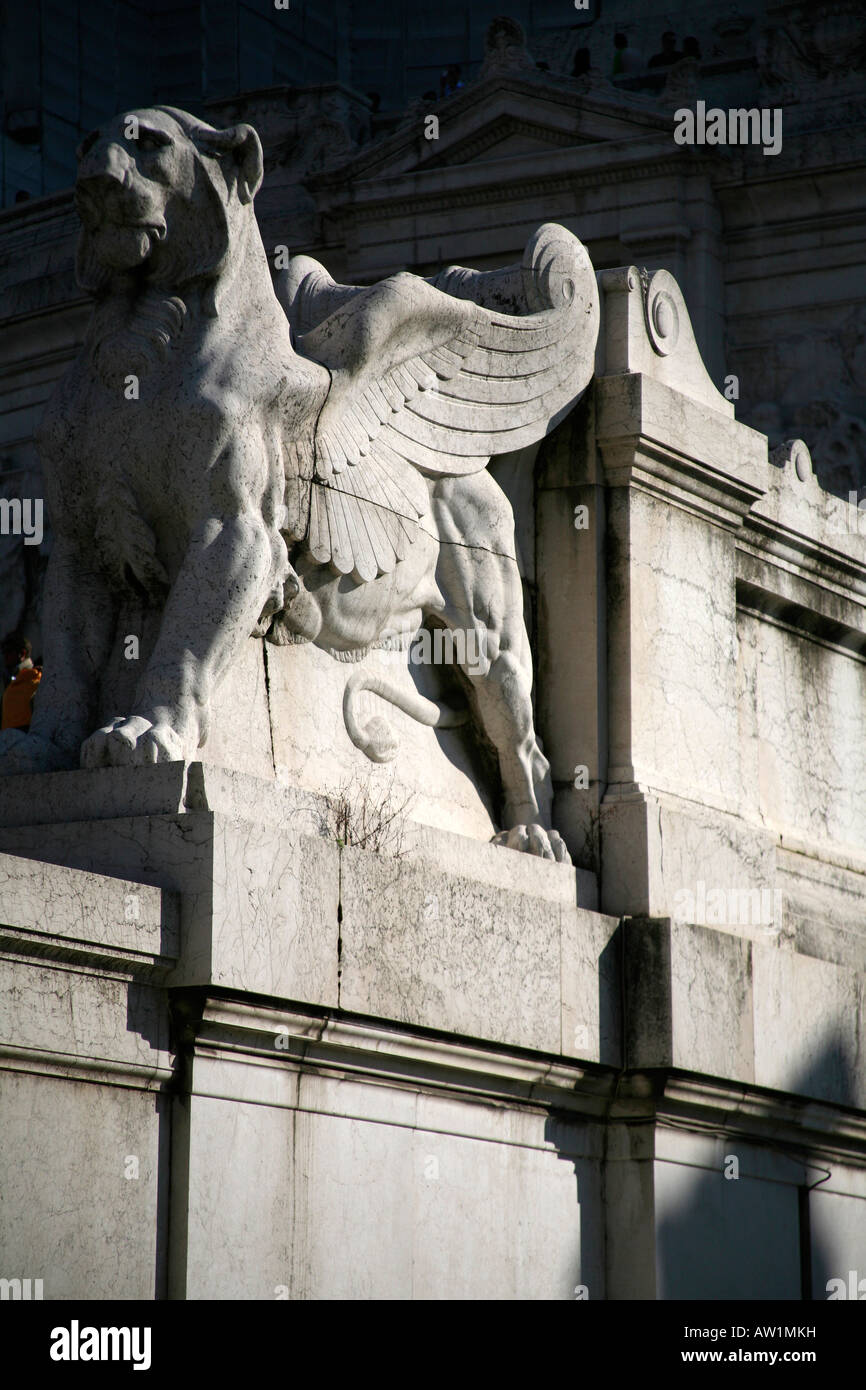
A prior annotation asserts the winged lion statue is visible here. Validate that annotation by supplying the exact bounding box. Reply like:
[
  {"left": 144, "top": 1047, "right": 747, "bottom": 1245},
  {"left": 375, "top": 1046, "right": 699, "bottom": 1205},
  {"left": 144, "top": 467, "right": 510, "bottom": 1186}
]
[{"left": 0, "top": 107, "right": 599, "bottom": 862}]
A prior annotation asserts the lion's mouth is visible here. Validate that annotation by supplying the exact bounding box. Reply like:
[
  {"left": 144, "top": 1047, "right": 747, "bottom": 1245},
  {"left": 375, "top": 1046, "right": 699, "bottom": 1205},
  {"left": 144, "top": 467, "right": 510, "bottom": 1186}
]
[
  {"left": 116, "top": 220, "right": 166, "bottom": 242},
  {"left": 77, "top": 214, "right": 168, "bottom": 274},
  {"left": 94, "top": 215, "right": 166, "bottom": 239},
  {"left": 75, "top": 189, "right": 166, "bottom": 245}
]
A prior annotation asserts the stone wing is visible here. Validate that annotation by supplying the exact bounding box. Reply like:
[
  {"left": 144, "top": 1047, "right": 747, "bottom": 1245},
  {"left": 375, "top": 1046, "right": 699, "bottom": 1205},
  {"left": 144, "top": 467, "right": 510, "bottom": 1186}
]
[{"left": 277, "top": 223, "right": 599, "bottom": 583}]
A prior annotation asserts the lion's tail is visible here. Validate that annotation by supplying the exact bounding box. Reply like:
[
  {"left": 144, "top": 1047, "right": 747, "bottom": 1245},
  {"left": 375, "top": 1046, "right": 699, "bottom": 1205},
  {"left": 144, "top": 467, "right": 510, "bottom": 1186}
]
[{"left": 343, "top": 670, "right": 467, "bottom": 763}]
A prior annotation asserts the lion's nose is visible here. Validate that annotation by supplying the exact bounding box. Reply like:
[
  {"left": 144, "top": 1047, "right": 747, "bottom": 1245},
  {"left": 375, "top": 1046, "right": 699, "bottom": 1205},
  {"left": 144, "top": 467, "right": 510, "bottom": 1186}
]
[{"left": 77, "top": 142, "right": 134, "bottom": 189}]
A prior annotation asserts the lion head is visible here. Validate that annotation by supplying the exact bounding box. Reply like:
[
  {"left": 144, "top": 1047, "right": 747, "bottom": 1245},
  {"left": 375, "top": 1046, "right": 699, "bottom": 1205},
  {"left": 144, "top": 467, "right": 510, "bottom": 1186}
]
[{"left": 74, "top": 107, "right": 263, "bottom": 296}]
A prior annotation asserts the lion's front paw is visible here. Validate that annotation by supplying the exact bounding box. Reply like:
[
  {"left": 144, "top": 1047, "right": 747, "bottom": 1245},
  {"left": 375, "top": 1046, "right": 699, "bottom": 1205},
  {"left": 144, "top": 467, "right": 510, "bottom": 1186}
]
[
  {"left": 0, "top": 728, "right": 76, "bottom": 777},
  {"left": 492, "top": 823, "right": 572, "bottom": 864},
  {"left": 80, "top": 716, "right": 186, "bottom": 768}
]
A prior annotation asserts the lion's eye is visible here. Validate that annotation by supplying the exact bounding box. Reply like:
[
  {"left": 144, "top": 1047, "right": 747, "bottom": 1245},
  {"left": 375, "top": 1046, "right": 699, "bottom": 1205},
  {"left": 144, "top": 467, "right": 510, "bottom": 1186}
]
[{"left": 137, "top": 132, "right": 168, "bottom": 153}]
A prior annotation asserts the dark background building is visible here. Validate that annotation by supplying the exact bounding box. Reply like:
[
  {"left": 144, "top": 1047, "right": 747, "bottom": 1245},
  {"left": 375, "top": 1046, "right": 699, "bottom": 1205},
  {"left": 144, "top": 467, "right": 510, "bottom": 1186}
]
[{"left": 1, "top": 0, "right": 602, "bottom": 205}]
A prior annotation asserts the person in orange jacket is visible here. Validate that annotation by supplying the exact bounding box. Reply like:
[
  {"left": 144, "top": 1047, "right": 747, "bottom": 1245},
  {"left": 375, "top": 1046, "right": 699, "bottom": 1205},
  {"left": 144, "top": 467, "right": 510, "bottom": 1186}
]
[{"left": 1, "top": 633, "right": 42, "bottom": 733}]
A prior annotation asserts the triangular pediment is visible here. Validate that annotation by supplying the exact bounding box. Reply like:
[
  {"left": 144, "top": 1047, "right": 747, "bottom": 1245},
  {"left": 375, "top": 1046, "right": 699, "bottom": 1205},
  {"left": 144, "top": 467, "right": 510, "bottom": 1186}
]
[
  {"left": 419, "top": 111, "right": 597, "bottom": 168},
  {"left": 312, "top": 73, "right": 669, "bottom": 187}
]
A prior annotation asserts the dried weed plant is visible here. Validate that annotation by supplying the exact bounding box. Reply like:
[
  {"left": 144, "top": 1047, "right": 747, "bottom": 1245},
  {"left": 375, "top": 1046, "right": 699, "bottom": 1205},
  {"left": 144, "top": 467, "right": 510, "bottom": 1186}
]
[{"left": 322, "top": 771, "right": 414, "bottom": 857}]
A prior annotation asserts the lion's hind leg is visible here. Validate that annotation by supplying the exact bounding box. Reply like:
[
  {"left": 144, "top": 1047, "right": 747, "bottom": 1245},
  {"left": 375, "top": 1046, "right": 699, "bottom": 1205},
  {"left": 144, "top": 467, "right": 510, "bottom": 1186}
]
[{"left": 427, "top": 471, "right": 569, "bottom": 863}]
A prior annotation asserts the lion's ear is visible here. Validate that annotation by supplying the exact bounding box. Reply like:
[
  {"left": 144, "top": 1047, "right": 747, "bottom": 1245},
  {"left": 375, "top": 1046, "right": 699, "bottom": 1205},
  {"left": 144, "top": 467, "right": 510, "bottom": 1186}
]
[
  {"left": 227, "top": 123, "right": 263, "bottom": 204},
  {"left": 204, "top": 123, "right": 263, "bottom": 205}
]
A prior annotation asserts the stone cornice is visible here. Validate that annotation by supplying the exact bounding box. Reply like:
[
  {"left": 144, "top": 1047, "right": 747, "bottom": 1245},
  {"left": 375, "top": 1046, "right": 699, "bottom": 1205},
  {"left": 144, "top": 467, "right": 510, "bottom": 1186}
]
[
  {"left": 0, "top": 926, "right": 177, "bottom": 981},
  {"left": 172, "top": 994, "right": 616, "bottom": 1120},
  {"left": 737, "top": 523, "right": 866, "bottom": 621},
  {"left": 745, "top": 514, "right": 866, "bottom": 581},
  {"left": 736, "top": 439, "right": 866, "bottom": 626},
  {"left": 657, "top": 1072, "right": 866, "bottom": 1169},
  {"left": 0, "top": 1043, "right": 173, "bottom": 1090},
  {"left": 0, "top": 187, "right": 76, "bottom": 229},
  {"left": 595, "top": 375, "right": 767, "bottom": 531},
  {"left": 316, "top": 144, "right": 715, "bottom": 223},
  {"left": 172, "top": 993, "right": 866, "bottom": 1166},
  {"left": 600, "top": 437, "right": 765, "bottom": 531},
  {"left": 736, "top": 585, "right": 866, "bottom": 663}
]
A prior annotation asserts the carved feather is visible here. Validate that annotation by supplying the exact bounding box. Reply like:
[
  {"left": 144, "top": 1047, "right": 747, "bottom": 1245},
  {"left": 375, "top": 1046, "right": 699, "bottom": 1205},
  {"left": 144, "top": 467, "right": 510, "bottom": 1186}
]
[{"left": 276, "top": 224, "right": 599, "bottom": 584}]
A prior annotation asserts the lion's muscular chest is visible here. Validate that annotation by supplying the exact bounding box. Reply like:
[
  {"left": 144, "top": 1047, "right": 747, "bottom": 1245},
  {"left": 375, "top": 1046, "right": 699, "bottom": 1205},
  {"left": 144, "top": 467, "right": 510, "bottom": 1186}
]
[
  {"left": 41, "top": 354, "right": 206, "bottom": 596},
  {"left": 39, "top": 293, "right": 278, "bottom": 597},
  {"left": 46, "top": 361, "right": 178, "bottom": 494},
  {"left": 42, "top": 297, "right": 201, "bottom": 513}
]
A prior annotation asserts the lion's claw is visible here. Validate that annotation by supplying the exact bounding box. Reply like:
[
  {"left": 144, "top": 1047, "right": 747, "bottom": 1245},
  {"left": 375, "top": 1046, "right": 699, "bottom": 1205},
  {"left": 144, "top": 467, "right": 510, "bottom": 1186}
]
[
  {"left": 80, "top": 716, "right": 186, "bottom": 768},
  {"left": 492, "top": 823, "right": 572, "bottom": 864}
]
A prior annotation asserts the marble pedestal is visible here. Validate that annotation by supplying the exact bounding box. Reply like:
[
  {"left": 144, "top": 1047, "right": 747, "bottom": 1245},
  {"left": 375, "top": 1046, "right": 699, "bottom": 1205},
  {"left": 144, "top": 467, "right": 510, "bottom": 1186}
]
[{"left": 1, "top": 762, "right": 865, "bottom": 1300}]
